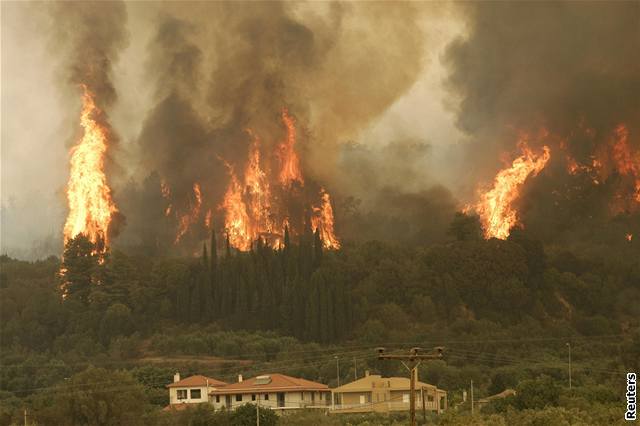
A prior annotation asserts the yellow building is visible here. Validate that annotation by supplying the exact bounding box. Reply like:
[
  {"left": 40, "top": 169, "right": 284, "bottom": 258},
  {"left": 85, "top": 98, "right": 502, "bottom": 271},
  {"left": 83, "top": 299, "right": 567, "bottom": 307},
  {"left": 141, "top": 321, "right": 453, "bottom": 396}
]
[{"left": 331, "top": 371, "right": 447, "bottom": 414}]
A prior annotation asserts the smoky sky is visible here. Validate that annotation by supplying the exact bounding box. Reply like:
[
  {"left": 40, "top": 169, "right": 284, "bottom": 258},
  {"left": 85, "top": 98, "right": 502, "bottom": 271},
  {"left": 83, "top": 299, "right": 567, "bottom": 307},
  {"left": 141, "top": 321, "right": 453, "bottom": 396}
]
[
  {"left": 3, "top": 1, "right": 639, "bottom": 259},
  {"left": 117, "top": 1, "right": 446, "bottom": 252},
  {"left": 445, "top": 1, "right": 640, "bottom": 242},
  {"left": 445, "top": 1, "right": 640, "bottom": 182}
]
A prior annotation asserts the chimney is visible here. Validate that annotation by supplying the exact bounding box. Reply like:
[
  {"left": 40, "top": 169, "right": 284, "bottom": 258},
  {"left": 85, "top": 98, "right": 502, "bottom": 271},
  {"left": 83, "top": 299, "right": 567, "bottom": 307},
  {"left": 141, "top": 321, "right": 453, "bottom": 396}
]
[
  {"left": 238, "top": 374, "right": 243, "bottom": 383},
  {"left": 365, "top": 370, "right": 370, "bottom": 377},
  {"left": 173, "top": 372, "right": 180, "bottom": 383}
]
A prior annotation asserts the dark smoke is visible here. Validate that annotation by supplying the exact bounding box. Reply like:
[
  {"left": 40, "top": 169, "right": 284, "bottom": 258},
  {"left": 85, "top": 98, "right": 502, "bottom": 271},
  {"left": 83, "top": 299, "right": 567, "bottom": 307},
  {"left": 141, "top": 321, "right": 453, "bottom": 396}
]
[
  {"left": 445, "top": 1, "right": 640, "bottom": 243},
  {"left": 116, "top": 2, "right": 435, "bottom": 252},
  {"left": 50, "top": 1, "right": 128, "bottom": 109},
  {"left": 49, "top": 1, "right": 129, "bottom": 243}
]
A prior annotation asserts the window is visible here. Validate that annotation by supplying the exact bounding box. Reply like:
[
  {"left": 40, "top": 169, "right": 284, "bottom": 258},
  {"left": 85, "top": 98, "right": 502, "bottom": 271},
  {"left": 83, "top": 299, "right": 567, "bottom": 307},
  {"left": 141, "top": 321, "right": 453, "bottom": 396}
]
[
  {"left": 252, "top": 394, "right": 256, "bottom": 401},
  {"left": 264, "top": 394, "right": 269, "bottom": 400},
  {"left": 177, "top": 389, "right": 187, "bottom": 400},
  {"left": 359, "top": 395, "right": 365, "bottom": 404},
  {"left": 215, "top": 395, "right": 220, "bottom": 403},
  {"left": 190, "top": 389, "right": 201, "bottom": 399},
  {"left": 403, "top": 393, "right": 410, "bottom": 403},
  {"left": 236, "top": 394, "right": 243, "bottom": 402},
  {"left": 427, "top": 395, "right": 434, "bottom": 402}
]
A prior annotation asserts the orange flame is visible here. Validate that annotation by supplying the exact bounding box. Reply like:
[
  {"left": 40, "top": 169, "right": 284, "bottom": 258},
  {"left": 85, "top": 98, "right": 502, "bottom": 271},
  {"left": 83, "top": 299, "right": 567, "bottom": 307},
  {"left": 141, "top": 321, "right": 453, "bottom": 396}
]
[
  {"left": 63, "top": 86, "right": 117, "bottom": 252},
  {"left": 245, "top": 132, "right": 274, "bottom": 234},
  {"left": 474, "top": 143, "right": 551, "bottom": 239},
  {"left": 611, "top": 124, "right": 640, "bottom": 202},
  {"left": 626, "top": 233, "right": 633, "bottom": 242},
  {"left": 311, "top": 189, "right": 340, "bottom": 249},
  {"left": 204, "top": 209, "right": 212, "bottom": 230},
  {"left": 160, "top": 179, "right": 173, "bottom": 216},
  {"left": 175, "top": 182, "right": 202, "bottom": 244},
  {"left": 222, "top": 163, "right": 253, "bottom": 251},
  {"left": 220, "top": 109, "right": 340, "bottom": 251},
  {"left": 278, "top": 108, "right": 304, "bottom": 185}
]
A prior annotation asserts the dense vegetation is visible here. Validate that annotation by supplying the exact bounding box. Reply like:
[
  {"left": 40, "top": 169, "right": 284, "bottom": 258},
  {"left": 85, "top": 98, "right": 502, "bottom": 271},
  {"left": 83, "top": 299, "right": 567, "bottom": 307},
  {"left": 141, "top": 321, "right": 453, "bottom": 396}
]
[{"left": 1, "top": 217, "right": 638, "bottom": 424}]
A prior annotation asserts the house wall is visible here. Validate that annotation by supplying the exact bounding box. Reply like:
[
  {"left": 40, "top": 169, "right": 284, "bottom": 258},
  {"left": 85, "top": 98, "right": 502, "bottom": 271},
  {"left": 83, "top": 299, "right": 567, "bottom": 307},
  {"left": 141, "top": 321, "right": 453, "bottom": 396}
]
[
  {"left": 169, "top": 386, "right": 209, "bottom": 404},
  {"left": 333, "top": 389, "right": 445, "bottom": 414},
  {"left": 211, "top": 391, "right": 330, "bottom": 410}
]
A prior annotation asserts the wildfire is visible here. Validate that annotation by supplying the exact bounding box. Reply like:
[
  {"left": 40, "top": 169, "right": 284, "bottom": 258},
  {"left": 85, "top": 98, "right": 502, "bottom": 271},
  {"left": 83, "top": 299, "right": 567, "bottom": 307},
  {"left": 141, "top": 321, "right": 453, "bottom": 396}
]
[
  {"left": 175, "top": 182, "right": 202, "bottom": 244},
  {"left": 611, "top": 124, "right": 640, "bottom": 202},
  {"left": 160, "top": 179, "right": 172, "bottom": 216},
  {"left": 473, "top": 143, "right": 551, "bottom": 239},
  {"left": 565, "top": 155, "right": 602, "bottom": 184},
  {"left": 626, "top": 233, "right": 633, "bottom": 242},
  {"left": 279, "top": 108, "right": 304, "bottom": 185},
  {"left": 245, "top": 132, "right": 274, "bottom": 234},
  {"left": 221, "top": 109, "right": 340, "bottom": 251},
  {"left": 63, "top": 86, "right": 117, "bottom": 252},
  {"left": 222, "top": 163, "right": 253, "bottom": 251},
  {"left": 311, "top": 189, "right": 340, "bottom": 249}
]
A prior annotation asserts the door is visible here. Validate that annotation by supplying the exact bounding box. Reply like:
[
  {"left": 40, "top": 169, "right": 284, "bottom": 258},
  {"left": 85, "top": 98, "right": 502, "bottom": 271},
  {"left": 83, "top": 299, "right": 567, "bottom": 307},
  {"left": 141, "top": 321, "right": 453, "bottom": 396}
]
[
  {"left": 277, "top": 392, "right": 285, "bottom": 407},
  {"left": 225, "top": 395, "right": 231, "bottom": 409}
]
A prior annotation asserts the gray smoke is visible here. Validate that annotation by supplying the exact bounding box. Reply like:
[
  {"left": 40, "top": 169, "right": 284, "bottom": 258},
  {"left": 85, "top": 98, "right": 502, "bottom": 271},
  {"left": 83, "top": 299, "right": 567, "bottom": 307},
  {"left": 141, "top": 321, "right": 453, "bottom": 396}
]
[
  {"left": 445, "top": 1, "right": 640, "bottom": 182},
  {"left": 50, "top": 1, "right": 129, "bottom": 109},
  {"left": 444, "top": 1, "right": 640, "bottom": 242},
  {"left": 117, "top": 2, "right": 438, "bottom": 251}
]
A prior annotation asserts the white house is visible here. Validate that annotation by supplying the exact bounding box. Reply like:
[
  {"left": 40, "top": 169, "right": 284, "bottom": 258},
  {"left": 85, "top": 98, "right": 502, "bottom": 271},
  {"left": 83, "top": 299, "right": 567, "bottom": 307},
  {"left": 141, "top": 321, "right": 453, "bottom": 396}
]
[
  {"left": 165, "top": 372, "right": 227, "bottom": 410},
  {"left": 209, "top": 373, "right": 331, "bottom": 411}
]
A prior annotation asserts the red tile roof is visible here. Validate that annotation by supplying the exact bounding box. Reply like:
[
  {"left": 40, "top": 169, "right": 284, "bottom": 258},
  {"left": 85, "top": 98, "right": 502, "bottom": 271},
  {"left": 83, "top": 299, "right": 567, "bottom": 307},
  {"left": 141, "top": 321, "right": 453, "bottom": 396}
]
[
  {"left": 167, "top": 375, "right": 227, "bottom": 388},
  {"left": 209, "top": 374, "right": 328, "bottom": 395}
]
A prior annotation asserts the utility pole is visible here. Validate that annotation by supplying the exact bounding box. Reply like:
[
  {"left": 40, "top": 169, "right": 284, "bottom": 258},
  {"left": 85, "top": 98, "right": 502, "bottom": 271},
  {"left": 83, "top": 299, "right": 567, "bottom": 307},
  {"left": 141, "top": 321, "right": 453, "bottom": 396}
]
[
  {"left": 470, "top": 380, "right": 474, "bottom": 415},
  {"left": 335, "top": 356, "right": 340, "bottom": 387},
  {"left": 566, "top": 342, "right": 572, "bottom": 389},
  {"left": 377, "top": 346, "right": 444, "bottom": 426}
]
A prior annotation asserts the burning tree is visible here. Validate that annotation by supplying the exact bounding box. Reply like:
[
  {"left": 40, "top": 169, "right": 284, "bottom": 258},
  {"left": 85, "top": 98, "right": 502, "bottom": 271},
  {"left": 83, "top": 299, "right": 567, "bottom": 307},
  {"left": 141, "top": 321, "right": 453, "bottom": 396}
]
[
  {"left": 471, "top": 141, "right": 551, "bottom": 240},
  {"left": 63, "top": 86, "right": 118, "bottom": 254}
]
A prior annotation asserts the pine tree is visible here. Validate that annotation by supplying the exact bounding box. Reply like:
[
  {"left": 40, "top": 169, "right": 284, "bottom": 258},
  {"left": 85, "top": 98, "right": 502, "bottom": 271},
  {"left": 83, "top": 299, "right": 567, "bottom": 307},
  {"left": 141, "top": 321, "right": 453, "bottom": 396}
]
[{"left": 60, "top": 235, "right": 100, "bottom": 304}]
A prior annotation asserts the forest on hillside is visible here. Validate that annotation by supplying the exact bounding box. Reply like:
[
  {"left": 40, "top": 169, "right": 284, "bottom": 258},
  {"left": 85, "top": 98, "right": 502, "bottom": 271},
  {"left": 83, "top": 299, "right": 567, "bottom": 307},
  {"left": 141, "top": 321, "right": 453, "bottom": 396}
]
[{"left": 1, "top": 215, "right": 638, "bottom": 425}]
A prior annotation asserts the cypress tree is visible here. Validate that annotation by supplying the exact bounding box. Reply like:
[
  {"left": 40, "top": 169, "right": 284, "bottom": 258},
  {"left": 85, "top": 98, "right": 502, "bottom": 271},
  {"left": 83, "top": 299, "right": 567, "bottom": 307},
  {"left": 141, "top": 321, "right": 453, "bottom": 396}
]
[
  {"left": 313, "top": 228, "right": 323, "bottom": 267},
  {"left": 210, "top": 228, "right": 218, "bottom": 274},
  {"left": 284, "top": 225, "right": 290, "bottom": 250},
  {"left": 201, "top": 242, "right": 209, "bottom": 270},
  {"left": 210, "top": 229, "right": 218, "bottom": 317}
]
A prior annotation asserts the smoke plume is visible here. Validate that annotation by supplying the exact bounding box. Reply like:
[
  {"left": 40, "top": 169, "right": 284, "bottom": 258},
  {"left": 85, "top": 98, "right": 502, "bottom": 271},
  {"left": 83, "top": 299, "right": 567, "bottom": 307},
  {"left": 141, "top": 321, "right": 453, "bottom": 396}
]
[
  {"left": 117, "top": 2, "right": 436, "bottom": 252},
  {"left": 445, "top": 1, "right": 640, "bottom": 242}
]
